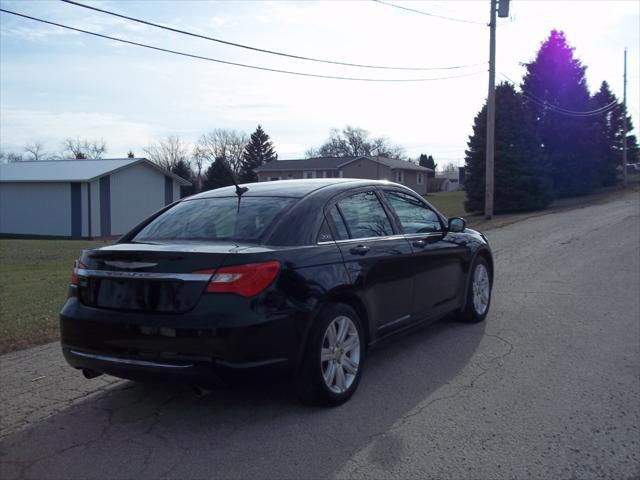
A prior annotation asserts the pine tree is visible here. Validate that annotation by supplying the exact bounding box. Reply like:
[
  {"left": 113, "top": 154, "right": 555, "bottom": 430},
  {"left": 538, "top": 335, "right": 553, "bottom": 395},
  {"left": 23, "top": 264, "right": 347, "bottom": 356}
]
[
  {"left": 419, "top": 154, "right": 437, "bottom": 177},
  {"left": 521, "top": 30, "right": 598, "bottom": 197},
  {"left": 127, "top": 150, "right": 135, "bottom": 158},
  {"left": 591, "top": 81, "right": 639, "bottom": 185},
  {"left": 238, "top": 125, "right": 277, "bottom": 183},
  {"left": 203, "top": 158, "right": 234, "bottom": 191},
  {"left": 171, "top": 159, "right": 195, "bottom": 197},
  {"left": 465, "top": 83, "right": 553, "bottom": 214}
]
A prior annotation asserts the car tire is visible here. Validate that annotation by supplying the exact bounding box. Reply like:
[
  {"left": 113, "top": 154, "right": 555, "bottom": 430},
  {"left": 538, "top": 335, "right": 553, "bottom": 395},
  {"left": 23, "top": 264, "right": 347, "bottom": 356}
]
[
  {"left": 457, "top": 256, "right": 492, "bottom": 323},
  {"left": 296, "top": 303, "right": 365, "bottom": 407}
]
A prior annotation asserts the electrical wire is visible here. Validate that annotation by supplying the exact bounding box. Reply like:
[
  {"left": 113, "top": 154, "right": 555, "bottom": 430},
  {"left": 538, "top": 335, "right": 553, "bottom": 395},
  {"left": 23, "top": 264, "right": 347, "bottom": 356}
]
[
  {"left": 371, "top": 0, "right": 486, "bottom": 26},
  {"left": 0, "top": 8, "right": 487, "bottom": 83},
  {"left": 60, "top": 0, "right": 484, "bottom": 72},
  {"left": 523, "top": 93, "right": 618, "bottom": 117},
  {"left": 499, "top": 73, "right": 619, "bottom": 116}
]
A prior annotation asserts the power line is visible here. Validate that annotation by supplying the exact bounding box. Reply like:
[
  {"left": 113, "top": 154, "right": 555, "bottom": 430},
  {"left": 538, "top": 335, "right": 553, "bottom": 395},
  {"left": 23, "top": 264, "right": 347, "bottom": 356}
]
[
  {"left": 523, "top": 93, "right": 617, "bottom": 117},
  {"left": 371, "top": 0, "right": 486, "bottom": 26},
  {"left": 0, "top": 8, "right": 486, "bottom": 83},
  {"left": 499, "top": 73, "right": 618, "bottom": 116},
  {"left": 60, "top": 0, "right": 484, "bottom": 72}
]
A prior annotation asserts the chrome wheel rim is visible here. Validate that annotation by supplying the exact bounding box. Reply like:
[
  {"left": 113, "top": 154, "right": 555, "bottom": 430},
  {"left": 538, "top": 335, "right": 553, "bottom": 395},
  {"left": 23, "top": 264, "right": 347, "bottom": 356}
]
[
  {"left": 321, "top": 316, "right": 360, "bottom": 394},
  {"left": 472, "top": 263, "right": 490, "bottom": 315}
]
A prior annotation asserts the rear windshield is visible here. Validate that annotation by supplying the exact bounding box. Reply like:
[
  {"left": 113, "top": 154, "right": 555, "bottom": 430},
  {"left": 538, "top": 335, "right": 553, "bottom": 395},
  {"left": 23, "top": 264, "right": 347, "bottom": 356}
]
[{"left": 132, "top": 196, "right": 295, "bottom": 243}]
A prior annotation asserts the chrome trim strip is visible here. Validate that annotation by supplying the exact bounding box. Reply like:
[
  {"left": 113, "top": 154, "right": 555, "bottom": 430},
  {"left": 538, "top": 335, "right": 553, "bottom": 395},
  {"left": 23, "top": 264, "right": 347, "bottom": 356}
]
[
  {"left": 317, "top": 233, "right": 442, "bottom": 246},
  {"left": 69, "top": 350, "right": 193, "bottom": 368},
  {"left": 332, "top": 234, "right": 407, "bottom": 245},
  {"left": 379, "top": 314, "right": 411, "bottom": 329},
  {"left": 403, "top": 232, "right": 444, "bottom": 238},
  {"left": 75, "top": 269, "right": 212, "bottom": 282}
]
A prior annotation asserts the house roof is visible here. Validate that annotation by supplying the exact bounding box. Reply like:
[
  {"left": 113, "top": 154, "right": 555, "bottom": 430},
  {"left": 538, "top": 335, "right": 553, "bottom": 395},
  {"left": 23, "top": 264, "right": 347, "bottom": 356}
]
[
  {"left": 254, "top": 156, "right": 432, "bottom": 173},
  {"left": 0, "top": 158, "right": 191, "bottom": 186}
]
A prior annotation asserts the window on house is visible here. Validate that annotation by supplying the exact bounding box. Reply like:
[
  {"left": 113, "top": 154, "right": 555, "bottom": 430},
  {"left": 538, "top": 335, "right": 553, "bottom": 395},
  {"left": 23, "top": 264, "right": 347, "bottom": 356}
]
[
  {"left": 304, "top": 171, "right": 315, "bottom": 179},
  {"left": 395, "top": 170, "right": 404, "bottom": 183},
  {"left": 417, "top": 172, "right": 423, "bottom": 185},
  {"left": 269, "top": 177, "right": 280, "bottom": 181}
]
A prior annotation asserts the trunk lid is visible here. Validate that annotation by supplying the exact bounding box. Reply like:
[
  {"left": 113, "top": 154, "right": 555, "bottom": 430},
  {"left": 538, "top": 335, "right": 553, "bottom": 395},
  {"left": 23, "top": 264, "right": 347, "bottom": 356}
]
[{"left": 77, "top": 242, "right": 243, "bottom": 313}]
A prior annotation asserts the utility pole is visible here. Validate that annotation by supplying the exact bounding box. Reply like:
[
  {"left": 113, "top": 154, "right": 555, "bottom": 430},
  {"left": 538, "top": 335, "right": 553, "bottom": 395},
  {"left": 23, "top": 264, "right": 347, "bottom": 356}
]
[
  {"left": 484, "top": 0, "right": 509, "bottom": 219},
  {"left": 622, "top": 47, "right": 628, "bottom": 187},
  {"left": 484, "top": 0, "right": 497, "bottom": 219}
]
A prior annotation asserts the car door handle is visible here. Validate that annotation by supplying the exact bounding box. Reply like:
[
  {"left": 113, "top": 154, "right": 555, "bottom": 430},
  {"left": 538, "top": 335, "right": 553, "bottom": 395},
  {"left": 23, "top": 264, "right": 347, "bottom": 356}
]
[
  {"left": 412, "top": 239, "right": 426, "bottom": 248},
  {"left": 349, "top": 245, "right": 370, "bottom": 255}
]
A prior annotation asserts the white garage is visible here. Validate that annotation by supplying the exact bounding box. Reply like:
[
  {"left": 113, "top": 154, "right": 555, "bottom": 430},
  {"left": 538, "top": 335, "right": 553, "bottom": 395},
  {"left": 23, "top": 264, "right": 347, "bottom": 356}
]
[{"left": 0, "top": 158, "right": 191, "bottom": 239}]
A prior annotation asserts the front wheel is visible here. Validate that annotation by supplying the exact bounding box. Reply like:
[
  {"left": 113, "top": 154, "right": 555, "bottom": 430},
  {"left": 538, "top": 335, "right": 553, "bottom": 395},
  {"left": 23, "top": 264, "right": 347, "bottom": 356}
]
[
  {"left": 457, "top": 256, "right": 492, "bottom": 323},
  {"left": 296, "top": 303, "right": 365, "bottom": 406}
]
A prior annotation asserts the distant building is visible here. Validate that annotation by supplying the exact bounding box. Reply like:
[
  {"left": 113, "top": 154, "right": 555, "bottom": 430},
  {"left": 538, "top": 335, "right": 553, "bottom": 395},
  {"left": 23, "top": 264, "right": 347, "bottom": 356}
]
[
  {"left": 429, "top": 166, "right": 466, "bottom": 192},
  {"left": 0, "top": 158, "right": 190, "bottom": 238},
  {"left": 254, "top": 156, "right": 433, "bottom": 195}
]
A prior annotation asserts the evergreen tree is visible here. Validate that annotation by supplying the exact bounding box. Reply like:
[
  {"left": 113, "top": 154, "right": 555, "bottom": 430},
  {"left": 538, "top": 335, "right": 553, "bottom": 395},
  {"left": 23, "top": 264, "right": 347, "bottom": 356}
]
[
  {"left": 238, "top": 125, "right": 277, "bottom": 183},
  {"left": 203, "top": 158, "right": 234, "bottom": 191},
  {"left": 591, "top": 81, "right": 639, "bottom": 185},
  {"left": 465, "top": 83, "right": 553, "bottom": 214},
  {"left": 171, "top": 159, "right": 195, "bottom": 197},
  {"left": 419, "top": 154, "right": 437, "bottom": 177},
  {"left": 127, "top": 150, "right": 135, "bottom": 158},
  {"left": 521, "top": 30, "right": 597, "bottom": 197}
]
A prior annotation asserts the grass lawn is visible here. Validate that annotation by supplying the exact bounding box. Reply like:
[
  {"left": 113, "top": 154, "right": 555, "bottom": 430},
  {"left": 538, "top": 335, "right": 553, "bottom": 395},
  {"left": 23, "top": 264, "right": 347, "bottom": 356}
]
[
  {"left": 0, "top": 238, "right": 104, "bottom": 353},
  {"left": 424, "top": 190, "right": 467, "bottom": 218}
]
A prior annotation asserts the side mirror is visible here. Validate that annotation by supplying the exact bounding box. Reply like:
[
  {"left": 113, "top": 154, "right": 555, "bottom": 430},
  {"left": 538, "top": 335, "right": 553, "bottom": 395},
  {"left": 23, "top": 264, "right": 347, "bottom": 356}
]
[{"left": 448, "top": 217, "right": 466, "bottom": 233}]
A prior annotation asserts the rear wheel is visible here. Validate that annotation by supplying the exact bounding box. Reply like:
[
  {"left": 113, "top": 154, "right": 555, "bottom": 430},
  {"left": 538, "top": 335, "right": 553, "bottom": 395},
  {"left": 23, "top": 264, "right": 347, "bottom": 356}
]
[
  {"left": 296, "top": 303, "right": 365, "bottom": 406},
  {"left": 457, "top": 256, "right": 492, "bottom": 323}
]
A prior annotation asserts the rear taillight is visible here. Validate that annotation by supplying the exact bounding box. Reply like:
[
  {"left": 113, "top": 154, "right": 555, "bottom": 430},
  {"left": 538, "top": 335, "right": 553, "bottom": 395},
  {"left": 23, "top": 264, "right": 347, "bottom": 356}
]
[
  {"left": 71, "top": 259, "right": 87, "bottom": 285},
  {"left": 195, "top": 261, "right": 280, "bottom": 298}
]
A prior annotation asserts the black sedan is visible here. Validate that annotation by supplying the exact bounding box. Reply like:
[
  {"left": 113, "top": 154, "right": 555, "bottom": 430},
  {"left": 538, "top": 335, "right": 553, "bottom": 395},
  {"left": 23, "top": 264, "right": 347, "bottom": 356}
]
[{"left": 60, "top": 179, "right": 493, "bottom": 406}]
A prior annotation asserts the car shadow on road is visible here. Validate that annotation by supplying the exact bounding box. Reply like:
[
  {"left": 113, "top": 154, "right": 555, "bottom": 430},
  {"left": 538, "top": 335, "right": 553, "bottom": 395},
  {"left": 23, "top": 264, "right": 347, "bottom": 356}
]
[{"left": 0, "top": 318, "right": 486, "bottom": 480}]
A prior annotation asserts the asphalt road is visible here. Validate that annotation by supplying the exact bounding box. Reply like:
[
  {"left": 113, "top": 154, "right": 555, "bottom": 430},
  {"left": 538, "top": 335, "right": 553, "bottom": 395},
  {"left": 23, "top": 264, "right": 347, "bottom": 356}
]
[{"left": 1, "top": 191, "right": 639, "bottom": 480}]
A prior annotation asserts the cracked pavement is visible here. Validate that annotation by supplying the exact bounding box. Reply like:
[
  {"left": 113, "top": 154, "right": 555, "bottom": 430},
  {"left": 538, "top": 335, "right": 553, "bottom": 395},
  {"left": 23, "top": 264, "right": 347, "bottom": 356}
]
[{"left": 1, "top": 191, "right": 639, "bottom": 479}]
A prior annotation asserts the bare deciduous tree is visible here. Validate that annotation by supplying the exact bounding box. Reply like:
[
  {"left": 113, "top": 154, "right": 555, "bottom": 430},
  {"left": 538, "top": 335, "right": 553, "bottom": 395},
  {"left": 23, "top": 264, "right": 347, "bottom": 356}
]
[
  {"left": 142, "top": 134, "right": 190, "bottom": 171},
  {"left": 196, "top": 129, "right": 248, "bottom": 174},
  {"left": 62, "top": 137, "right": 107, "bottom": 159},
  {"left": 306, "top": 126, "right": 405, "bottom": 160},
  {"left": 23, "top": 141, "right": 46, "bottom": 161}
]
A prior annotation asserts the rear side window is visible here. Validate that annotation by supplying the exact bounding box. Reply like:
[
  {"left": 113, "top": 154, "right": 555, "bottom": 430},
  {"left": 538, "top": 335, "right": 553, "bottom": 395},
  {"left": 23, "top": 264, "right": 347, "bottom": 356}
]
[
  {"left": 384, "top": 191, "right": 442, "bottom": 233},
  {"left": 337, "top": 191, "right": 393, "bottom": 239},
  {"left": 328, "top": 206, "right": 349, "bottom": 240},
  {"left": 133, "top": 197, "right": 295, "bottom": 243}
]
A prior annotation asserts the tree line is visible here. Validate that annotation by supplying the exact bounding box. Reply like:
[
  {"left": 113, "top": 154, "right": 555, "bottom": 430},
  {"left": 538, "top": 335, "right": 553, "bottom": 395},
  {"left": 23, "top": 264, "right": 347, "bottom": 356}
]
[
  {"left": 465, "top": 30, "right": 639, "bottom": 214},
  {"left": 2, "top": 125, "right": 444, "bottom": 197}
]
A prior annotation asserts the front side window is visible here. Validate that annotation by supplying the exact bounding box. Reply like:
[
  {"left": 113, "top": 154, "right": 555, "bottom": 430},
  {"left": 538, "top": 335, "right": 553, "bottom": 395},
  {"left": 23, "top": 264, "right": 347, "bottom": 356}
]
[
  {"left": 337, "top": 191, "right": 393, "bottom": 239},
  {"left": 133, "top": 196, "right": 295, "bottom": 243},
  {"left": 384, "top": 191, "right": 442, "bottom": 233}
]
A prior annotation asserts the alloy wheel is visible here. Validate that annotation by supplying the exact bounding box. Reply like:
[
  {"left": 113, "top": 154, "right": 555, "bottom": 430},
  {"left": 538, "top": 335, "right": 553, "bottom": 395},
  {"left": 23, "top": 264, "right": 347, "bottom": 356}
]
[
  {"left": 472, "top": 263, "right": 490, "bottom": 315},
  {"left": 320, "top": 316, "right": 360, "bottom": 394}
]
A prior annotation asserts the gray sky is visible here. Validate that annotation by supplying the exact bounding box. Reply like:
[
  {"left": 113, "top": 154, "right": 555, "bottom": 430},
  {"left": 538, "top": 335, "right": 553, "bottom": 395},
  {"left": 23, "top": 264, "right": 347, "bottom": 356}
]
[{"left": 1, "top": 0, "right": 638, "bottom": 166}]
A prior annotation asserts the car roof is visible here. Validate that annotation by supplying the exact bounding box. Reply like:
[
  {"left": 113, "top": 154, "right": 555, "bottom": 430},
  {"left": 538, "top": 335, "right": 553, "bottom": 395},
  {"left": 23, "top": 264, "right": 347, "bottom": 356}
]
[{"left": 187, "top": 178, "right": 403, "bottom": 200}]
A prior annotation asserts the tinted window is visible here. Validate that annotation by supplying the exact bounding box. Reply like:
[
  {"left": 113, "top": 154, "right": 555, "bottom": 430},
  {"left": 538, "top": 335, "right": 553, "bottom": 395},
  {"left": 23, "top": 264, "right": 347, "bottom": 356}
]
[
  {"left": 317, "top": 219, "right": 334, "bottom": 243},
  {"left": 328, "top": 207, "right": 349, "bottom": 240},
  {"left": 337, "top": 191, "right": 393, "bottom": 239},
  {"left": 384, "top": 191, "right": 442, "bottom": 233},
  {"left": 133, "top": 197, "right": 295, "bottom": 243}
]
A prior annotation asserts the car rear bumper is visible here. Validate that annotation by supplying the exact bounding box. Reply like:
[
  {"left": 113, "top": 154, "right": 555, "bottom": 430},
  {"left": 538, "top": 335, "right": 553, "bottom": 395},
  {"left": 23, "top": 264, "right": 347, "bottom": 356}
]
[{"left": 59, "top": 296, "right": 304, "bottom": 383}]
